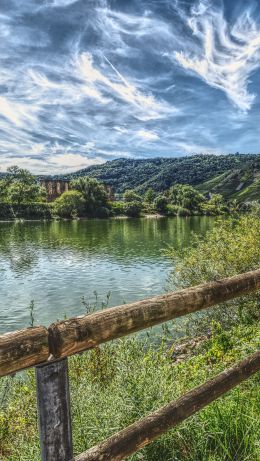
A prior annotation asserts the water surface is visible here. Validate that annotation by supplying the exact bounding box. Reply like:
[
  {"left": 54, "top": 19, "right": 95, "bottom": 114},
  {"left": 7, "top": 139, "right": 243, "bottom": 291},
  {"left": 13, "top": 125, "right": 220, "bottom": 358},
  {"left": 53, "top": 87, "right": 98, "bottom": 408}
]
[{"left": 0, "top": 217, "right": 214, "bottom": 333}]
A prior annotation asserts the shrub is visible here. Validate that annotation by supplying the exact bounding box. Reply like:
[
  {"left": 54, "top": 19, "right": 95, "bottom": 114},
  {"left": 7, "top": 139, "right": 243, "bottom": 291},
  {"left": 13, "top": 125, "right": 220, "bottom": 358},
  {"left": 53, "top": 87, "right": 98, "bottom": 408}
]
[
  {"left": 123, "top": 190, "right": 142, "bottom": 203},
  {"left": 72, "top": 177, "right": 108, "bottom": 216},
  {"left": 124, "top": 201, "right": 142, "bottom": 217},
  {"left": 54, "top": 191, "right": 85, "bottom": 218},
  {"left": 94, "top": 206, "right": 110, "bottom": 218},
  {"left": 110, "top": 201, "right": 125, "bottom": 216},
  {"left": 0, "top": 203, "right": 52, "bottom": 220},
  {"left": 153, "top": 195, "right": 168, "bottom": 213},
  {"left": 165, "top": 204, "right": 178, "bottom": 216}
]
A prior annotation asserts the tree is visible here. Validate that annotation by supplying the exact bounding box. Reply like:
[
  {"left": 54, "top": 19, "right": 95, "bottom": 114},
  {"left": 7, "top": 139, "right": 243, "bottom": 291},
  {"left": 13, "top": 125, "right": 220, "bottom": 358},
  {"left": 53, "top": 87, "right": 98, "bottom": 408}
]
[
  {"left": 124, "top": 201, "right": 142, "bottom": 217},
  {"left": 153, "top": 195, "right": 168, "bottom": 213},
  {"left": 1, "top": 166, "right": 45, "bottom": 204},
  {"left": 169, "top": 184, "right": 205, "bottom": 212},
  {"left": 54, "top": 191, "right": 85, "bottom": 218},
  {"left": 72, "top": 177, "right": 108, "bottom": 216},
  {"left": 202, "top": 194, "right": 226, "bottom": 215},
  {"left": 144, "top": 188, "right": 155, "bottom": 204},
  {"left": 123, "top": 190, "right": 142, "bottom": 203}
]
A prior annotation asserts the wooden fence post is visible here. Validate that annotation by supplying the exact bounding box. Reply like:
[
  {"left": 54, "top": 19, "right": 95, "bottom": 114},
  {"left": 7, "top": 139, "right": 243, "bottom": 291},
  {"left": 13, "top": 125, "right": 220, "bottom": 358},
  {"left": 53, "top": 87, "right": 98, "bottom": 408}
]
[{"left": 36, "top": 358, "right": 73, "bottom": 461}]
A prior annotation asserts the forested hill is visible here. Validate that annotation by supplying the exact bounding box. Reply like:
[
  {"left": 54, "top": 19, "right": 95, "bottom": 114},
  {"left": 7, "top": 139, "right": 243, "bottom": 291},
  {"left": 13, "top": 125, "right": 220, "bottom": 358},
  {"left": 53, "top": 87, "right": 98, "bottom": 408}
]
[{"left": 68, "top": 154, "right": 260, "bottom": 200}]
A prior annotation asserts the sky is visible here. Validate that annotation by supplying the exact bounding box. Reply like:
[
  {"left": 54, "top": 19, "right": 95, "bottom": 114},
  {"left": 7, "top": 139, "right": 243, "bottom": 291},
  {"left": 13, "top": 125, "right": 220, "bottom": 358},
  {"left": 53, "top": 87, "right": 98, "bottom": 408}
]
[{"left": 0, "top": 0, "right": 260, "bottom": 174}]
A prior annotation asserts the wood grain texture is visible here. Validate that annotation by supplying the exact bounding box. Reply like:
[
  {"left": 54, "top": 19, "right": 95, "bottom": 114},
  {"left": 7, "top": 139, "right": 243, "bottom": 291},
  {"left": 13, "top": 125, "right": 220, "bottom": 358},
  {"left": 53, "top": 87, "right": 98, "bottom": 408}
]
[
  {"left": 0, "top": 269, "right": 259, "bottom": 376},
  {"left": 49, "top": 269, "right": 260, "bottom": 358},
  {"left": 0, "top": 326, "right": 49, "bottom": 377},
  {"left": 36, "top": 358, "right": 73, "bottom": 461},
  {"left": 74, "top": 351, "right": 260, "bottom": 461}
]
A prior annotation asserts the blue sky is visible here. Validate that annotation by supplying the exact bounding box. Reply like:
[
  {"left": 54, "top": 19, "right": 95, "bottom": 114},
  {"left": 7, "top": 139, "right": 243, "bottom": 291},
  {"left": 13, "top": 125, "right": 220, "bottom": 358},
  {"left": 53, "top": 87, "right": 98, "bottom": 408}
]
[{"left": 0, "top": 0, "right": 260, "bottom": 173}]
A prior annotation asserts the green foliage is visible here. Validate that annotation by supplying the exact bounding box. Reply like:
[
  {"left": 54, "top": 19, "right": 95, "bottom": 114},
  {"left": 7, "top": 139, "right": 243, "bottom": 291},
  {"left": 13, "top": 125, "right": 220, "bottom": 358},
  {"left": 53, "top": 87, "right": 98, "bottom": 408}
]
[
  {"left": 201, "top": 194, "right": 227, "bottom": 215},
  {"left": 169, "top": 184, "right": 205, "bottom": 212},
  {"left": 166, "top": 210, "right": 260, "bottom": 334},
  {"left": 0, "top": 203, "right": 52, "bottom": 220},
  {"left": 124, "top": 201, "right": 142, "bottom": 217},
  {"left": 67, "top": 154, "right": 260, "bottom": 200},
  {"left": 109, "top": 201, "right": 125, "bottom": 216},
  {"left": 144, "top": 188, "right": 155, "bottom": 204},
  {"left": 0, "top": 323, "right": 259, "bottom": 461},
  {"left": 0, "top": 166, "right": 45, "bottom": 204},
  {"left": 72, "top": 177, "right": 109, "bottom": 217},
  {"left": 54, "top": 191, "right": 85, "bottom": 218},
  {"left": 123, "top": 189, "right": 142, "bottom": 202},
  {"left": 153, "top": 194, "right": 169, "bottom": 213},
  {"left": 167, "top": 211, "right": 260, "bottom": 286}
]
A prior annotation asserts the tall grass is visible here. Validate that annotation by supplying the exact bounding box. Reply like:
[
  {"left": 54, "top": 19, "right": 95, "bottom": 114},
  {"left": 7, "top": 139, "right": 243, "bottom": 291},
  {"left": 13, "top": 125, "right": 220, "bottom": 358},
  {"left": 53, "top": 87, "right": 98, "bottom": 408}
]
[{"left": 0, "top": 323, "right": 259, "bottom": 461}]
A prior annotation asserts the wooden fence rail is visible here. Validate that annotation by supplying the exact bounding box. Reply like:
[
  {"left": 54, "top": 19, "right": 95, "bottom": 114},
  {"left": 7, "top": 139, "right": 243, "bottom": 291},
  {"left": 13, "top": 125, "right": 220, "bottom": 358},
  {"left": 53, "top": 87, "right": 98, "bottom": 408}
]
[
  {"left": 0, "top": 269, "right": 259, "bottom": 461},
  {"left": 1, "top": 268, "right": 260, "bottom": 377},
  {"left": 75, "top": 351, "right": 260, "bottom": 461}
]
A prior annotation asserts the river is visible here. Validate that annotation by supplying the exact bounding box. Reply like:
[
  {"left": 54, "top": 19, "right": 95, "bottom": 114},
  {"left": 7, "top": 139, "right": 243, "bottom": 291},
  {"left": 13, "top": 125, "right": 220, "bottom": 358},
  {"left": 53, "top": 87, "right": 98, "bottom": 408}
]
[{"left": 0, "top": 217, "right": 215, "bottom": 333}]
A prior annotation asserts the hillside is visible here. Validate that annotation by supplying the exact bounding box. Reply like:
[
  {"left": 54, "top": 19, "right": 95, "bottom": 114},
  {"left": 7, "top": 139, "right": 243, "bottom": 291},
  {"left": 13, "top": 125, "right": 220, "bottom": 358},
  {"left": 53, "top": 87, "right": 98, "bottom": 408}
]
[{"left": 67, "top": 154, "right": 260, "bottom": 201}]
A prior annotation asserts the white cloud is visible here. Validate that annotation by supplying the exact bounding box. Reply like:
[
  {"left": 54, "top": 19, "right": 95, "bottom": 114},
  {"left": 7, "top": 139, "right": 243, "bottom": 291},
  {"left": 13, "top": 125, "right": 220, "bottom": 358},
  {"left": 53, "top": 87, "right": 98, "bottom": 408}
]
[
  {"left": 175, "top": 141, "right": 221, "bottom": 156},
  {"left": 76, "top": 52, "right": 167, "bottom": 119},
  {"left": 0, "top": 153, "right": 105, "bottom": 174},
  {"left": 48, "top": 153, "right": 104, "bottom": 171},
  {"left": 0, "top": 95, "right": 37, "bottom": 127},
  {"left": 174, "top": 1, "right": 260, "bottom": 111},
  {"left": 136, "top": 129, "right": 159, "bottom": 141}
]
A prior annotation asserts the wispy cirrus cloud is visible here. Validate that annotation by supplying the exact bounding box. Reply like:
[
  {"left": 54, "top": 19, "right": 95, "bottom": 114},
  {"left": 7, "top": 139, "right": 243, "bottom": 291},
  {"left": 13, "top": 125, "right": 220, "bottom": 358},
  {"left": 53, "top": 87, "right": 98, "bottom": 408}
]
[
  {"left": 0, "top": 0, "right": 260, "bottom": 173},
  {"left": 136, "top": 129, "right": 159, "bottom": 141},
  {"left": 174, "top": 0, "right": 260, "bottom": 111}
]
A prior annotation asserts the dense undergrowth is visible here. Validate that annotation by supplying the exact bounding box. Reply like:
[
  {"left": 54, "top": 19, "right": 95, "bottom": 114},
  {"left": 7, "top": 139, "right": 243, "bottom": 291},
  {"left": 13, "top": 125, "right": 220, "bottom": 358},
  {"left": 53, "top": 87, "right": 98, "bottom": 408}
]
[{"left": 0, "top": 211, "right": 259, "bottom": 461}]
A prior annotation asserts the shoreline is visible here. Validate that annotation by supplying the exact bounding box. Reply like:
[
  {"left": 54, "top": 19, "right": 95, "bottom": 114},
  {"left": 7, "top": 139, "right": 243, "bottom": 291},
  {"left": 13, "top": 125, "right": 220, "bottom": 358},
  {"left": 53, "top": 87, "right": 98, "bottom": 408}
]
[{"left": 0, "top": 213, "right": 213, "bottom": 223}]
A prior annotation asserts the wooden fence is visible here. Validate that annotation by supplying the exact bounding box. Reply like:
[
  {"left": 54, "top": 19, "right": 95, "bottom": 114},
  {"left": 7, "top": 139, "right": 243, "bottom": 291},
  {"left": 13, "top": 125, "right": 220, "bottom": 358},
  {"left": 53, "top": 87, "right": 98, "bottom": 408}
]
[{"left": 0, "top": 269, "right": 260, "bottom": 461}]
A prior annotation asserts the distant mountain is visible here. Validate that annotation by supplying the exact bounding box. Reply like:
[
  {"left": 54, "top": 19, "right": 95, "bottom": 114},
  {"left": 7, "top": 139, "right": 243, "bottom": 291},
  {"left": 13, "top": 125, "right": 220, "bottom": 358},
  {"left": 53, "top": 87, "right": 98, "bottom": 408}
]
[{"left": 67, "top": 154, "right": 260, "bottom": 201}]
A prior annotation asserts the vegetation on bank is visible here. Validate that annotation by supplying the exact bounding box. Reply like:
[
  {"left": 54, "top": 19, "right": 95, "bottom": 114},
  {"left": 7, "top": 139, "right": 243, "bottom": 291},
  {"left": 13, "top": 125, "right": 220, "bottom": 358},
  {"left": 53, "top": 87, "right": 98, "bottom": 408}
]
[
  {"left": 0, "top": 211, "right": 259, "bottom": 460},
  {"left": 67, "top": 153, "right": 260, "bottom": 200},
  {"left": 0, "top": 165, "right": 257, "bottom": 220}
]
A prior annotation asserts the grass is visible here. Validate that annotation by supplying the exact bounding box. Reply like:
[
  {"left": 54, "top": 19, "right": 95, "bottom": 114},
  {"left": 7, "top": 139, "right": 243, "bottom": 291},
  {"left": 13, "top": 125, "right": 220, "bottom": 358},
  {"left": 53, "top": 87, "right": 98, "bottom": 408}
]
[{"left": 0, "top": 321, "right": 259, "bottom": 461}]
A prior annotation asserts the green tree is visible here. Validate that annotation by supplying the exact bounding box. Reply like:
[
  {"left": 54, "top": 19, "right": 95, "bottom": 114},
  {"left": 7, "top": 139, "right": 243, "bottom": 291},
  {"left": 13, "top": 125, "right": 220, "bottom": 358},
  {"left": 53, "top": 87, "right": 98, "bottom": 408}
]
[
  {"left": 124, "top": 201, "right": 142, "bottom": 217},
  {"left": 72, "top": 177, "right": 108, "bottom": 216},
  {"left": 144, "top": 188, "right": 155, "bottom": 204},
  {"left": 169, "top": 184, "right": 205, "bottom": 212},
  {"left": 201, "top": 194, "right": 226, "bottom": 215},
  {"left": 1, "top": 166, "right": 45, "bottom": 204},
  {"left": 153, "top": 195, "right": 168, "bottom": 213},
  {"left": 54, "top": 190, "right": 85, "bottom": 218},
  {"left": 123, "top": 190, "right": 142, "bottom": 203}
]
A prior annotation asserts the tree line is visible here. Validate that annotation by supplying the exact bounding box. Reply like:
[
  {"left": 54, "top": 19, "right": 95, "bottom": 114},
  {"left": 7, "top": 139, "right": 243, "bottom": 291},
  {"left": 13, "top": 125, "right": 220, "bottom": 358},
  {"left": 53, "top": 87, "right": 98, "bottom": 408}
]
[{"left": 0, "top": 165, "right": 249, "bottom": 219}]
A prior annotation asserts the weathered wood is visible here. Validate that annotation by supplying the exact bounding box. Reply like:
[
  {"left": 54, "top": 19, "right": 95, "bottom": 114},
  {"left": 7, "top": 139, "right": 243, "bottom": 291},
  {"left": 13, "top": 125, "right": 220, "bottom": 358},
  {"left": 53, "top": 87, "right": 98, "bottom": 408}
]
[
  {"left": 36, "top": 358, "right": 73, "bottom": 461},
  {"left": 74, "top": 351, "right": 260, "bottom": 461},
  {"left": 49, "top": 269, "right": 260, "bottom": 358},
  {"left": 0, "top": 326, "right": 49, "bottom": 377},
  {"left": 0, "top": 269, "right": 259, "bottom": 377}
]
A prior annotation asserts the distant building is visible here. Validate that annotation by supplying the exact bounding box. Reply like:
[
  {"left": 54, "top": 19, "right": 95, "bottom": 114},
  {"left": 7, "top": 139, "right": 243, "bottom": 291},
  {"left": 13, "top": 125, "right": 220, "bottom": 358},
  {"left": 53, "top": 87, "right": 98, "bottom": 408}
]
[{"left": 40, "top": 179, "right": 70, "bottom": 202}]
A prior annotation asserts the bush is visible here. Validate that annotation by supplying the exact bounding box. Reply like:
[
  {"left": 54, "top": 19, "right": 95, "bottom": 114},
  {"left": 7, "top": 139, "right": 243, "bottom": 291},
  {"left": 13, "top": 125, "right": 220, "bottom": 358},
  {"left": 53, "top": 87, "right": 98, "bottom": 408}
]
[
  {"left": 110, "top": 201, "right": 125, "bottom": 216},
  {"left": 153, "top": 195, "right": 168, "bottom": 213},
  {"left": 165, "top": 204, "right": 178, "bottom": 216},
  {"left": 0, "top": 323, "right": 259, "bottom": 461},
  {"left": 166, "top": 211, "right": 260, "bottom": 334},
  {"left": 54, "top": 191, "right": 85, "bottom": 218},
  {"left": 94, "top": 206, "right": 110, "bottom": 219},
  {"left": 123, "top": 190, "right": 142, "bottom": 202},
  {"left": 124, "top": 201, "right": 142, "bottom": 217},
  {"left": 0, "top": 203, "right": 52, "bottom": 220}
]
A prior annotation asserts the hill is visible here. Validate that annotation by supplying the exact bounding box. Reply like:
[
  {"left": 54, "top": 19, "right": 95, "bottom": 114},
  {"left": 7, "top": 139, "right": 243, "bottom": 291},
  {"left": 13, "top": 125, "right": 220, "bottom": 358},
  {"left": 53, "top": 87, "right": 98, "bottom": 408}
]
[{"left": 67, "top": 154, "right": 260, "bottom": 201}]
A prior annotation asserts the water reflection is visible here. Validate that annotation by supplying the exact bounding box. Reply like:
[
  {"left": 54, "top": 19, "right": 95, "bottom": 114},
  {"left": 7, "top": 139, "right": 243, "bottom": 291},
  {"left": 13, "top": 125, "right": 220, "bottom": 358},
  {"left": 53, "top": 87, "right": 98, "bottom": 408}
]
[{"left": 0, "top": 217, "right": 214, "bottom": 333}]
